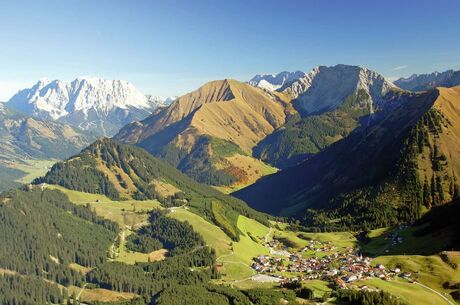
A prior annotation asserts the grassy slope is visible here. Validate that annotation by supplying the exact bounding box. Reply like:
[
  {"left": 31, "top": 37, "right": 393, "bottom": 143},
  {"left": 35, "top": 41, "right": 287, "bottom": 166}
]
[
  {"left": 169, "top": 208, "right": 232, "bottom": 257},
  {"left": 47, "top": 185, "right": 161, "bottom": 227},
  {"left": 171, "top": 207, "right": 269, "bottom": 281},
  {"left": 357, "top": 278, "right": 453, "bottom": 305}
]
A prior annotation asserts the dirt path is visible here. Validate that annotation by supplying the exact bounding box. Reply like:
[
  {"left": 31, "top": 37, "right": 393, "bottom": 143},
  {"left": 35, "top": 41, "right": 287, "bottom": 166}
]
[
  {"left": 76, "top": 283, "right": 88, "bottom": 301},
  {"left": 413, "top": 281, "right": 455, "bottom": 305},
  {"left": 264, "top": 227, "right": 273, "bottom": 243}
]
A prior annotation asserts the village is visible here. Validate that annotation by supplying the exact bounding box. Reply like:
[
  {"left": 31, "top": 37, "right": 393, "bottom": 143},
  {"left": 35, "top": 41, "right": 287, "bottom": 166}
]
[{"left": 251, "top": 238, "right": 412, "bottom": 289}]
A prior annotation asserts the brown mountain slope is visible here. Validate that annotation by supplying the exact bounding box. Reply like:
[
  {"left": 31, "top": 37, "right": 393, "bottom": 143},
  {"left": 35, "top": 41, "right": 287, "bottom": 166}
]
[
  {"left": 116, "top": 79, "right": 289, "bottom": 186},
  {"left": 235, "top": 86, "right": 460, "bottom": 230}
]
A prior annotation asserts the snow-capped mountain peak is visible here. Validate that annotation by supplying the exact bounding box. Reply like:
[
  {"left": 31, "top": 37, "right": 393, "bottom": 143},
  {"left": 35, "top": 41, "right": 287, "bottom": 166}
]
[{"left": 7, "top": 77, "right": 170, "bottom": 136}]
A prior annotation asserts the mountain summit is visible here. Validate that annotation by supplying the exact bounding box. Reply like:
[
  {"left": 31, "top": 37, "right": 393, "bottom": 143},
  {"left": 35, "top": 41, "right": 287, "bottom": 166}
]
[
  {"left": 115, "top": 79, "right": 287, "bottom": 187},
  {"left": 253, "top": 65, "right": 403, "bottom": 168},
  {"left": 280, "top": 64, "right": 398, "bottom": 115},
  {"left": 7, "top": 77, "right": 168, "bottom": 136}
]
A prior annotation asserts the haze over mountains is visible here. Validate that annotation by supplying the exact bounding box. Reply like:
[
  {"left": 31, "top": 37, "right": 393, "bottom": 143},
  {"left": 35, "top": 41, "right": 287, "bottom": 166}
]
[{"left": 6, "top": 77, "right": 175, "bottom": 136}]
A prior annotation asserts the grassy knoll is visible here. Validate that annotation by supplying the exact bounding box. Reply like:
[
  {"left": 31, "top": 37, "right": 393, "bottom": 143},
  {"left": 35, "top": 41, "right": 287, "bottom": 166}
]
[
  {"left": 232, "top": 216, "right": 270, "bottom": 263},
  {"left": 357, "top": 278, "right": 454, "bottom": 305},
  {"left": 217, "top": 216, "right": 270, "bottom": 281}
]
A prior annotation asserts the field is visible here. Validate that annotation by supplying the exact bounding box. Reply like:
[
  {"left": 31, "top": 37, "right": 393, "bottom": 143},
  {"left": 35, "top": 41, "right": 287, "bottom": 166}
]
[
  {"left": 277, "top": 230, "right": 356, "bottom": 250},
  {"left": 68, "top": 286, "right": 138, "bottom": 303},
  {"left": 169, "top": 207, "right": 232, "bottom": 257},
  {"left": 302, "top": 280, "right": 332, "bottom": 299},
  {"left": 357, "top": 278, "right": 455, "bottom": 305},
  {"left": 12, "top": 159, "right": 56, "bottom": 184},
  {"left": 115, "top": 230, "right": 167, "bottom": 264}
]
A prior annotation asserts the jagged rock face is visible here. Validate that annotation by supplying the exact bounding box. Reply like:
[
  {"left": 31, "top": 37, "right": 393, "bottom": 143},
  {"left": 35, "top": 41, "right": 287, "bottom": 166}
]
[
  {"left": 395, "top": 69, "right": 460, "bottom": 91},
  {"left": 248, "top": 71, "right": 306, "bottom": 91},
  {"left": 7, "top": 77, "right": 171, "bottom": 136},
  {"left": 280, "top": 64, "right": 398, "bottom": 115}
]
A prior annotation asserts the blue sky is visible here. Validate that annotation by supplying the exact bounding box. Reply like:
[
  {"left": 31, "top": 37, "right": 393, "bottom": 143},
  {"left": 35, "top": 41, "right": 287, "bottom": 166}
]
[{"left": 0, "top": 0, "right": 459, "bottom": 100}]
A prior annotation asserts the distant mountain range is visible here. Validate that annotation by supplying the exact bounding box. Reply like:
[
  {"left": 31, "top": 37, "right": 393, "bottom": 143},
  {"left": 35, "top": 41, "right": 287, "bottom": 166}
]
[
  {"left": 248, "top": 71, "right": 306, "bottom": 91},
  {"left": 115, "top": 64, "right": 406, "bottom": 185},
  {"left": 6, "top": 77, "right": 175, "bottom": 136},
  {"left": 395, "top": 69, "right": 460, "bottom": 91}
]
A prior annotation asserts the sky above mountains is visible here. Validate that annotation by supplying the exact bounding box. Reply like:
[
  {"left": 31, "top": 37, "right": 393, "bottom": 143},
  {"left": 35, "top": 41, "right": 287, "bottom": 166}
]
[{"left": 0, "top": 0, "right": 459, "bottom": 101}]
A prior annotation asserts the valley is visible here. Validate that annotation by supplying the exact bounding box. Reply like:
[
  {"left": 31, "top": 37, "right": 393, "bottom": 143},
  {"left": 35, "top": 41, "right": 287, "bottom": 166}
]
[{"left": 8, "top": 181, "right": 458, "bottom": 305}]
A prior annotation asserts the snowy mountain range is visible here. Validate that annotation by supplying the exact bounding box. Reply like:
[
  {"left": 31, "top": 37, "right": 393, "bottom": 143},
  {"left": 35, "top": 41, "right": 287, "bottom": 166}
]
[
  {"left": 394, "top": 69, "right": 460, "bottom": 91},
  {"left": 248, "top": 71, "right": 306, "bottom": 91},
  {"left": 6, "top": 77, "right": 175, "bottom": 136}
]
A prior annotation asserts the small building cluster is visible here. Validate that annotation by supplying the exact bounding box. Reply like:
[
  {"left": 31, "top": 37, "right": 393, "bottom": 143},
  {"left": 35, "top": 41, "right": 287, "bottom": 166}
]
[{"left": 252, "top": 239, "right": 410, "bottom": 288}]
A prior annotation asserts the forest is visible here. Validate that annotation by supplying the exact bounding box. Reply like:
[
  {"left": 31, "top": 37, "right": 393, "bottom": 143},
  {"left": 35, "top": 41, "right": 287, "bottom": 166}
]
[{"left": 35, "top": 138, "right": 271, "bottom": 241}]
